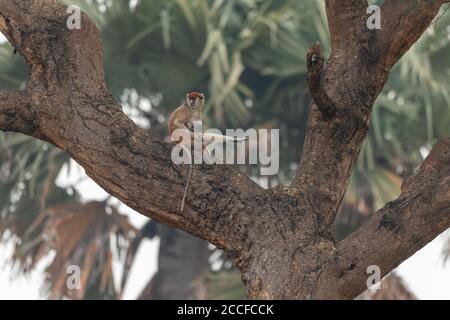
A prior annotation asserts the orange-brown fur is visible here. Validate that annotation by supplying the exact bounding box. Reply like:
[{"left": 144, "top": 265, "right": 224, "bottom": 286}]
[{"left": 168, "top": 92, "right": 205, "bottom": 138}]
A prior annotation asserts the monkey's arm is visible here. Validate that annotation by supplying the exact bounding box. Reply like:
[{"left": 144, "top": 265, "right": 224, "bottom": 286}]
[{"left": 174, "top": 119, "right": 192, "bottom": 132}]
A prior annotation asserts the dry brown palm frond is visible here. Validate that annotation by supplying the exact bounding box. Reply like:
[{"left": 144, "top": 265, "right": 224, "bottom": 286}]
[{"left": 10, "top": 201, "right": 138, "bottom": 299}]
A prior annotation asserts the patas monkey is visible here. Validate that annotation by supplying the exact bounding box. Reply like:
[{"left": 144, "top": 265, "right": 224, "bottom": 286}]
[
  {"left": 168, "top": 92, "right": 205, "bottom": 138},
  {"left": 168, "top": 92, "right": 205, "bottom": 213},
  {"left": 168, "top": 92, "right": 248, "bottom": 214}
]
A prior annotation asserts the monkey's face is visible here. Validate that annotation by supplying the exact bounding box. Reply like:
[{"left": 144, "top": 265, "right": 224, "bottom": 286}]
[{"left": 186, "top": 92, "right": 205, "bottom": 110}]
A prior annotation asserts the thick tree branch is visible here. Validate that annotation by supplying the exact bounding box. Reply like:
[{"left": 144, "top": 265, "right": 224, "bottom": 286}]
[
  {"left": 0, "top": 0, "right": 265, "bottom": 255},
  {"left": 0, "top": 0, "right": 106, "bottom": 93},
  {"left": 292, "top": 0, "right": 449, "bottom": 239},
  {"left": 0, "top": 91, "right": 43, "bottom": 137},
  {"left": 315, "top": 138, "right": 450, "bottom": 299},
  {"left": 1, "top": 0, "right": 449, "bottom": 300},
  {"left": 376, "top": 0, "right": 447, "bottom": 73},
  {"left": 325, "top": 0, "right": 369, "bottom": 55}
]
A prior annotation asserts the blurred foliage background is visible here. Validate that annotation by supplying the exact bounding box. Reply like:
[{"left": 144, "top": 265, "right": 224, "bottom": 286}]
[{"left": 0, "top": 0, "right": 449, "bottom": 299}]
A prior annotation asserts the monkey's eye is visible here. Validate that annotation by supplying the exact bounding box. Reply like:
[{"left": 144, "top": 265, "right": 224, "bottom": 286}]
[{"left": 199, "top": 96, "right": 204, "bottom": 100}]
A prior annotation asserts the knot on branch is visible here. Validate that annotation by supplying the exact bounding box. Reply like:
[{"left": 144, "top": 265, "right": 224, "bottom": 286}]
[{"left": 307, "top": 42, "right": 335, "bottom": 119}]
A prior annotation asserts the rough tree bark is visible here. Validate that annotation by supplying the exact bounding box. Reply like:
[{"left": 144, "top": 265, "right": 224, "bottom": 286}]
[{"left": 0, "top": 0, "right": 449, "bottom": 299}]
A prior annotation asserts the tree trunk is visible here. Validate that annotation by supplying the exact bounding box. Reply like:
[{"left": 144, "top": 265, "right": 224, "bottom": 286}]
[
  {"left": 0, "top": 0, "right": 449, "bottom": 299},
  {"left": 139, "top": 225, "right": 210, "bottom": 300}
]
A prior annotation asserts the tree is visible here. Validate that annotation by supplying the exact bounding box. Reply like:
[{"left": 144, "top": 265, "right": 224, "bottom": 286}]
[
  {"left": 0, "top": 0, "right": 322, "bottom": 299},
  {"left": 0, "top": 0, "right": 449, "bottom": 299}
]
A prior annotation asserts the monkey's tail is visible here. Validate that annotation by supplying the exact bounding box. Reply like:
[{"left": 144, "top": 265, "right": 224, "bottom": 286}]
[{"left": 180, "top": 164, "right": 193, "bottom": 213}]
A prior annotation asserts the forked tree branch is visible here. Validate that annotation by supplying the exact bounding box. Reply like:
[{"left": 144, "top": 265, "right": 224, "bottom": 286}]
[
  {"left": 315, "top": 138, "right": 450, "bottom": 299},
  {"left": 0, "top": 0, "right": 264, "bottom": 254},
  {"left": 292, "top": 0, "right": 449, "bottom": 238},
  {"left": 0, "top": 0, "right": 449, "bottom": 299}
]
